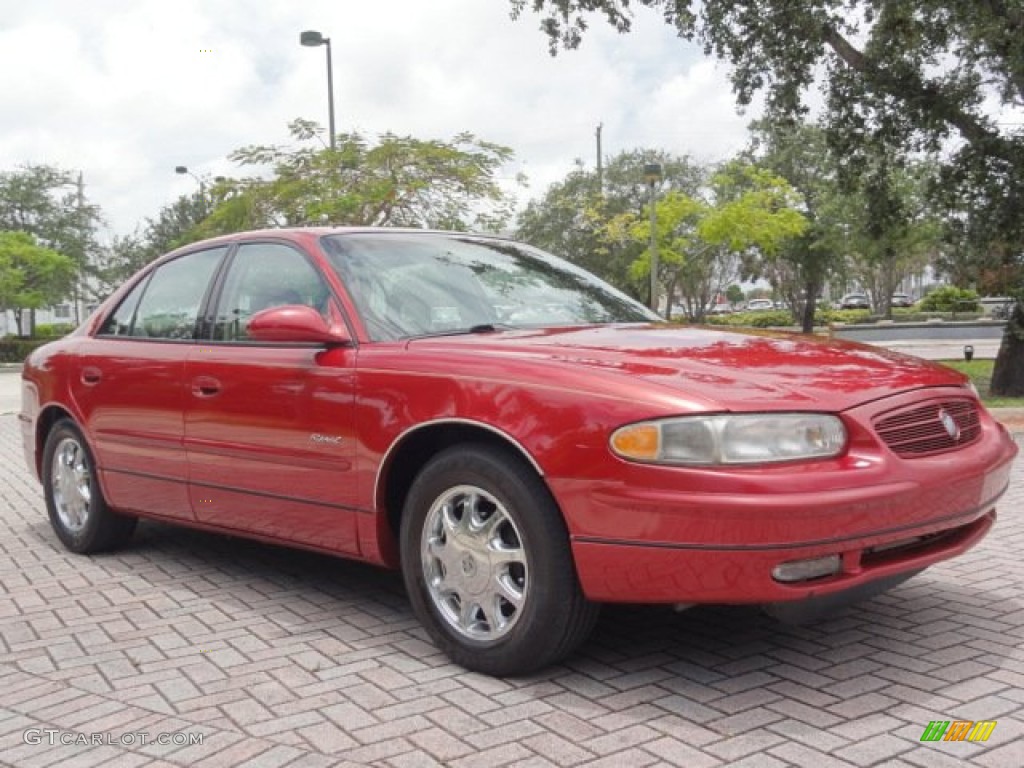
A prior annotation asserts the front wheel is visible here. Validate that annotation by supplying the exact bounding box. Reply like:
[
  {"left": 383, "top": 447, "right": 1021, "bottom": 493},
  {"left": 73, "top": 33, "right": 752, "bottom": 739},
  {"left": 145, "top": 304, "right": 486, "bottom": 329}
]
[
  {"left": 400, "top": 444, "right": 598, "bottom": 676},
  {"left": 42, "top": 419, "right": 137, "bottom": 553}
]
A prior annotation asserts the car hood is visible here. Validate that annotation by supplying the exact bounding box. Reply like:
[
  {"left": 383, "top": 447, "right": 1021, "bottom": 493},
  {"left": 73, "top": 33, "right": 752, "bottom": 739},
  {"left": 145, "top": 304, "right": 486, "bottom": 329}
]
[{"left": 406, "top": 324, "right": 967, "bottom": 412}]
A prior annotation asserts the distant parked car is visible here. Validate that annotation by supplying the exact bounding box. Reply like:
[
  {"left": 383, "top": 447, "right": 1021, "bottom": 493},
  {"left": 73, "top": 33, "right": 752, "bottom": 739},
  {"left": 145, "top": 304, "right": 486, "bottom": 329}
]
[
  {"left": 891, "top": 293, "right": 914, "bottom": 308},
  {"left": 707, "top": 303, "right": 733, "bottom": 315},
  {"left": 840, "top": 293, "right": 871, "bottom": 310},
  {"left": 746, "top": 299, "right": 774, "bottom": 311}
]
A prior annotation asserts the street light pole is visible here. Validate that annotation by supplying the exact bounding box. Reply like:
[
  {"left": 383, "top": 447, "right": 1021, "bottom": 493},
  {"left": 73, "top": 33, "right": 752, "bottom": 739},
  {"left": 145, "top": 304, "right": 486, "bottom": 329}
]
[
  {"left": 644, "top": 163, "right": 663, "bottom": 314},
  {"left": 175, "top": 165, "right": 204, "bottom": 200},
  {"left": 74, "top": 172, "right": 84, "bottom": 325},
  {"left": 301, "top": 30, "right": 336, "bottom": 150}
]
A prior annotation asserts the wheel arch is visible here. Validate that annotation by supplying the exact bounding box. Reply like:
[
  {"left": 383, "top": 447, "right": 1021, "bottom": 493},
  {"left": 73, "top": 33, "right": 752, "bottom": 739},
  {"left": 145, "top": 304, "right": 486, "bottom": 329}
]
[
  {"left": 35, "top": 405, "right": 77, "bottom": 478},
  {"left": 374, "top": 419, "right": 547, "bottom": 560}
]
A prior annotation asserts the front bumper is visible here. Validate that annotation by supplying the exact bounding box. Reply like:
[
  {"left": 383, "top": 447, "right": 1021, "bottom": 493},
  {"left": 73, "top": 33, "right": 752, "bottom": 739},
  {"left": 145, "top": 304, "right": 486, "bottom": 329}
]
[
  {"left": 570, "top": 508, "right": 995, "bottom": 603},
  {"left": 554, "top": 389, "right": 1018, "bottom": 604}
]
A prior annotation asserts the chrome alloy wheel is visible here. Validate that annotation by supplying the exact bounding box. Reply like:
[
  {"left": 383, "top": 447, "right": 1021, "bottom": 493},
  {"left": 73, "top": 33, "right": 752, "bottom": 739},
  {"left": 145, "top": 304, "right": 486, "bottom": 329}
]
[
  {"left": 51, "top": 436, "right": 92, "bottom": 533},
  {"left": 421, "top": 484, "right": 528, "bottom": 643}
]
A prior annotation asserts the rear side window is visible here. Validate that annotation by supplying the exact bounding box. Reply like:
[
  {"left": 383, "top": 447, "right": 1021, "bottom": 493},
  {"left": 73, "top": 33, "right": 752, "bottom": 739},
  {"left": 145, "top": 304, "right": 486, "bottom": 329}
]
[
  {"left": 99, "top": 277, "right": 149, "bottom": 336},
  {"left": 99, "top": 247, "right": 226, "bottom": 339}
]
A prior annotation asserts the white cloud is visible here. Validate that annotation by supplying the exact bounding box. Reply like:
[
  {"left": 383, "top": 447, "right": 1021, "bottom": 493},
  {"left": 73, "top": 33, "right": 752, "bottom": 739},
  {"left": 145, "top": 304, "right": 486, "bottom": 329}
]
[{"left": 0, "top": 0, "right": 756, "bottom": 239}]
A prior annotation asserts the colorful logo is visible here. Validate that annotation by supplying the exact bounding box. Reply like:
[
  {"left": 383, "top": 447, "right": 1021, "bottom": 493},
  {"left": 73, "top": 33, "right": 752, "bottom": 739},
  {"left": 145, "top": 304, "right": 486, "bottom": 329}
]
[{"left": 920, "top": 720, "right": 996, "bottom": 742}]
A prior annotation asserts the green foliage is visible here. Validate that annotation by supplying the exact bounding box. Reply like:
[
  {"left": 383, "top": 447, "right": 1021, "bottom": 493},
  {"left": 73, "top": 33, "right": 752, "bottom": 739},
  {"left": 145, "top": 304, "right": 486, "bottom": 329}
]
[
  {"left": 703, "top": 310, "right": 795, "bottom": 328},
  {"left": 611, "top": 161, "right": 806, "bottom": 320},
  {"left": 0, "top": 165, "right": 101, "bottom": 265},
  {"left": 818, "top": 308, "right": 873, "bottom": 325},
  {"left": 919, "top": 285, "right": 980, "bottom": 312},
  {"left": 200, "top": 121, "right": 518, "bottom": 236},
  {"left": 704, "top": 307, "right": 878, "bottom": 327},
  {"left": 33, "top": 323, "right": 74, "bottom": 338},
  {"left": 91, "top": 232, "right": 153, "bottom": 298},
  {"left": 0, "top": 337, "right": 49, "bottom": 362},
  {"left": 0, "top": 231, "right": 77, "bottom": 336},
  {"left": 515, "top": 149, "right": 703, "bottom": 296},
  {"left": 511, "top": 1, "right": 1023, "bottom": 242},
  {"left": 511, "top": 0, "right": 1024, "bottom": 388}
]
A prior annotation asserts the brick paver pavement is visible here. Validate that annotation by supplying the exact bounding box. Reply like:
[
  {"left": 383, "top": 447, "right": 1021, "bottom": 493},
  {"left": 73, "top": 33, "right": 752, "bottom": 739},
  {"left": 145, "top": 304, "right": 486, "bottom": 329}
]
[{"left": 1, "top": 414, "right": 1021, "bottom": 767}]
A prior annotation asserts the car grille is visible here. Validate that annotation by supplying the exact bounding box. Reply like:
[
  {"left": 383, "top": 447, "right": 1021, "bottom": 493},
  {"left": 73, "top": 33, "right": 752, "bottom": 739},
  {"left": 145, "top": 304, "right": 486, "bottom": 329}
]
[{"left": 873, "top": 398, "right": 981, "bottom": 457}]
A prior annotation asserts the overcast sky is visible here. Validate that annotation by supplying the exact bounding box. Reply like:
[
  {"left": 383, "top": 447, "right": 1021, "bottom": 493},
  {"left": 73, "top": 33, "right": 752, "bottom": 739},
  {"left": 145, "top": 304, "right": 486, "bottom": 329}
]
[{"left": 0, "top": 0, "right": 759, "bottom": 240}]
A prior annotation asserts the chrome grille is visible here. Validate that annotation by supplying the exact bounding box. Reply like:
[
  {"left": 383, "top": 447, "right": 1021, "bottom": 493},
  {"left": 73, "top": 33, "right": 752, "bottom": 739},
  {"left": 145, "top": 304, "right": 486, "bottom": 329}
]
[{"left": 873, "top": 398, "right": 981, "bottom": 457}]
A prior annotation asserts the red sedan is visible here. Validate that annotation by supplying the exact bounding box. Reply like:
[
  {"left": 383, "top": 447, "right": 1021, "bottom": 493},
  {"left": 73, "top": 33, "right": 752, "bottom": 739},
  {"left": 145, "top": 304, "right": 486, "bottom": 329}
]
[{"left": 20, "top": 229, "right": 1018, "bottom": 675}]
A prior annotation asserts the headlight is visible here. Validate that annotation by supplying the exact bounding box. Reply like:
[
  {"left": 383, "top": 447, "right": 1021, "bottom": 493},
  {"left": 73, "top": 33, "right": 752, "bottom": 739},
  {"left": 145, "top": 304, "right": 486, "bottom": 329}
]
[{"left": 610, "top": 413, "right": 847, "bottom": 465}]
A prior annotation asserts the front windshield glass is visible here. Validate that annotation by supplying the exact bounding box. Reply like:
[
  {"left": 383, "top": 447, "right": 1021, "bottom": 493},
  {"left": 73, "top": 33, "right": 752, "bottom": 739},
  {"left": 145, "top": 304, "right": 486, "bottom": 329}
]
[{"left": 321, "top": 233, "right": 657, "bottom": 341}]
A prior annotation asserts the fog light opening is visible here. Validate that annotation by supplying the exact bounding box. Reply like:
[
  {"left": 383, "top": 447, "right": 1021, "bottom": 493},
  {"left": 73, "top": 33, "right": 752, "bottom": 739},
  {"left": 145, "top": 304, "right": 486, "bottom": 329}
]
[{"left": 772, "top": 555, "right": 841, "bottom": 584}]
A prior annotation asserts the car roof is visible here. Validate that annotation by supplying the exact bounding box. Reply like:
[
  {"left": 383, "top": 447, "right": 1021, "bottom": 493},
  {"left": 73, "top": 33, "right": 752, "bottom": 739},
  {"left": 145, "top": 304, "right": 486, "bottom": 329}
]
[{"left": 155, "top": 227, "right": 517, "bottom": 267}]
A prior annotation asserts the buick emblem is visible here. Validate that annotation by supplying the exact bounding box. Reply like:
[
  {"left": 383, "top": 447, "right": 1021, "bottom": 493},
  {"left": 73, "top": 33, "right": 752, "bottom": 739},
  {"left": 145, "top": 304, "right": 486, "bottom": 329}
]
[{"left": 938, "top": 409, "right": 960, "bottom": 441}]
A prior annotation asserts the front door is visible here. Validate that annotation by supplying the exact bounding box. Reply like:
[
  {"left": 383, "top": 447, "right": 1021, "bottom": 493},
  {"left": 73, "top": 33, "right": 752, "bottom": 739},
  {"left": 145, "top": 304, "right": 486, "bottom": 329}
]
[{"left": 184, "top": 241, "right": 359, "bottom": 554}]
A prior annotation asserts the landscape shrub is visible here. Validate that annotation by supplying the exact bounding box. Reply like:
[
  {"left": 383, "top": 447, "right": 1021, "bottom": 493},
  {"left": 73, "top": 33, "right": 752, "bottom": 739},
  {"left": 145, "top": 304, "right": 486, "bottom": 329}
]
[{"left": 919, "top": 286, "right": 980, "bottom": 312}]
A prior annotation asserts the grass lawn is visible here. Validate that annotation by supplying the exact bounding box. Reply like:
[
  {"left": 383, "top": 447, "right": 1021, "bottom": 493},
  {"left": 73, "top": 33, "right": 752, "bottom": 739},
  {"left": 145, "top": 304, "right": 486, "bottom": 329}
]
[{"left": 938, "top": 359, "right": 1024, "bottom": 408}]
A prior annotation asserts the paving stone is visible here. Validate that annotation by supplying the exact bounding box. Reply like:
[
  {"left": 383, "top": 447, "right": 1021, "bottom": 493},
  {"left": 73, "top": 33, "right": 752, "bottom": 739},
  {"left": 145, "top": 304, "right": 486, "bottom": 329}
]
[{"left": 0, "top": 416, "right": 1020, "bottom": 768}]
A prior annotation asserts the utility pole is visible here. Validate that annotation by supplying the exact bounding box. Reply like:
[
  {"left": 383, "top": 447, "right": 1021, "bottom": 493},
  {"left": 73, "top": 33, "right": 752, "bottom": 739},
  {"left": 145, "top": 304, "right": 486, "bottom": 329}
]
[
  {"left": 74, "top": 172, "right": 85, "bottom": 325},
  {"left": 595, "top": 123, "right": 603, "bottom": 197}
]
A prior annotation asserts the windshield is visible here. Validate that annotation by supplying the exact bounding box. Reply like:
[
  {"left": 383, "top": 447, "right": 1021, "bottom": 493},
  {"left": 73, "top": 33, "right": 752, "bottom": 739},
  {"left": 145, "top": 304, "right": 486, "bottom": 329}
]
[{"left": 321, "top": 233, "right": 657, "bottom": 341}]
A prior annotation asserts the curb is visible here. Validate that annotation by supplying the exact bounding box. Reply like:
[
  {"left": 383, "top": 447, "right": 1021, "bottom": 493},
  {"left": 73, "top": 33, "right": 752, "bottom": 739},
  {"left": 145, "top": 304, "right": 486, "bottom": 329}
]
[{"left": 990, "top": 407, "right": 1024, "bottom": 434}]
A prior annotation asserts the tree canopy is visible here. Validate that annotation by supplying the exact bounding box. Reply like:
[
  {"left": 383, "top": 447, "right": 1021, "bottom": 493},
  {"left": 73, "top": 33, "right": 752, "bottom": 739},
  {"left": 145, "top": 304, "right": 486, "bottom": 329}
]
[
  {"left": 0, "top": 231, "right": 76, "bottom": 336},
  {"left": 608, "top": 162, "right": 806, "bottom": 320},
  {"left": 516, "top": 149, "right": 702, "bottom": 297},
  {"left": 199, "top": 120, "right": 519, "bottom": 237},
  {"left": 510, "top": 0, "right": 1024, "bottom": 392}
]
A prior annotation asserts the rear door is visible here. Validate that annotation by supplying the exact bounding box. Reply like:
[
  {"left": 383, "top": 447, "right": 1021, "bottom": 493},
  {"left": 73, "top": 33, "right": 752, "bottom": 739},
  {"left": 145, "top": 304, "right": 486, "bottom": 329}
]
[
  {"left": 184, "top": 240, "right": 360, "bottom": 553},
  {"left": 72, "top": 246, "right": 227, "bottom": 520}
]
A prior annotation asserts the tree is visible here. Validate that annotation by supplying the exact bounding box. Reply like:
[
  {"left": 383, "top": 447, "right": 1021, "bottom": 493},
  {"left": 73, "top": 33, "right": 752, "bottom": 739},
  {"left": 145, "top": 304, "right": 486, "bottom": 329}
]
[
  {"left": 509, "top": 0, "right": 1024, "bottom": 386},
  {"left": 0, "top": 231, "right": 76, "bottom": 336},
  {"left": 91, "top": 192, "right": 217, "bottom": 298},
  {"left": 847, "top": 154, "right": 942, "bottom": 317},
  {"left": 747, "top": 121, "right": 852, "bottom": 331},
  {"left": 0, "top": 164, "right": 103, "bottom": 319},
  {"left": 609, "top": 162, "right": 806, "bottom": 321},
  {"left": 199, "top": 120, "right": 519, "bottom": 236},
  {"left": 516, "top": 149, "right": 703, "bottom": 297}
]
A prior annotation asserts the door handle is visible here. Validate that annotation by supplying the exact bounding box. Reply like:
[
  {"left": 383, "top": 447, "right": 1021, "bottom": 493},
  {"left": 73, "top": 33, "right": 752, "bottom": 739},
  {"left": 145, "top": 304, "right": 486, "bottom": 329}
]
[
  {"left": 81, "top": 367, "right": 102, "bottom": 385},
  {"left": 191, "top": 376, "right": 221, "bottom": 398}
]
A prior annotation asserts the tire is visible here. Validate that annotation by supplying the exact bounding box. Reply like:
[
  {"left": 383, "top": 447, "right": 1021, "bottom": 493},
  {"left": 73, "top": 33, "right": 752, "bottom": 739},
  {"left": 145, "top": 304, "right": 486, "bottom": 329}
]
[
  {"left": 42, "top": 419, "right": 137, "bottom": 554},
  {"left": 400, "top": 444, "right": 599, "bottom": 676}
]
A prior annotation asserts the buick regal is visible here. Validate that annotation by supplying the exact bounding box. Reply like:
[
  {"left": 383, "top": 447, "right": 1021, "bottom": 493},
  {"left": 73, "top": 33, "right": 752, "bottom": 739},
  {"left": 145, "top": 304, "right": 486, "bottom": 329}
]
[{"left": 20, "top": 229, "right": 1018, "bottom": 675}]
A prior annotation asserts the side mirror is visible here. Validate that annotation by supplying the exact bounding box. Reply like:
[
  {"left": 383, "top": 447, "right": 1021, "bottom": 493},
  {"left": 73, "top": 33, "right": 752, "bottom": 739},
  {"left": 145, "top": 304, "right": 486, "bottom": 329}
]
[{"left": 247, "top": 305, "right": 352, "bottom": 345}]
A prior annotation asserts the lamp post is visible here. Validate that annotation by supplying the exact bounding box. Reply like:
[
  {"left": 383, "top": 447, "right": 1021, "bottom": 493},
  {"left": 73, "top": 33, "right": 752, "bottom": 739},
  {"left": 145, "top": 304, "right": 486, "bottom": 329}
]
[
  {"left": 300, "top": 29, "right": 336, "bottom": 150},
  {"left": 644, "top": 163, "right": 663, "bottom": 314},
  {"left": 175, "top": 165, "right": 205, "bottom": 200}
]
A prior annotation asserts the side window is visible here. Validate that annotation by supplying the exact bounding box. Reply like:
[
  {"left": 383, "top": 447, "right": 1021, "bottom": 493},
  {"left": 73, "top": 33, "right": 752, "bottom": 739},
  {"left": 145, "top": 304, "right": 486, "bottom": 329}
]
[
  {"left": 99, "top": 276, "right": 149, "bottom": 336},
  {"left": 129, "top": 247, "right": 225, "bottom": 339},
  {"left": 212, "top": 242, "right": 331, "bottom": 342}
]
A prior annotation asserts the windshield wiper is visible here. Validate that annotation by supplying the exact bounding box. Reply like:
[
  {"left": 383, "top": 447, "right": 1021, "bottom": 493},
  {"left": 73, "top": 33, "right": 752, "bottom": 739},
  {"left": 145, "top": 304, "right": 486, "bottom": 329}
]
[
  {"left": 467, "top": 323, "right": 516, "bottom": 333},
  {"left": 408, "top": 323, "right": 518, "bottom": 340}
]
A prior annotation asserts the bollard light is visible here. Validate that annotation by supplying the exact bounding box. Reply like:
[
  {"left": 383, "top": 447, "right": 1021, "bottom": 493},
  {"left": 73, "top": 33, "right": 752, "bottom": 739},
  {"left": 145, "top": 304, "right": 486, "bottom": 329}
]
[{"left": 964, "top": 345, "right": 974, "bottom": 361}]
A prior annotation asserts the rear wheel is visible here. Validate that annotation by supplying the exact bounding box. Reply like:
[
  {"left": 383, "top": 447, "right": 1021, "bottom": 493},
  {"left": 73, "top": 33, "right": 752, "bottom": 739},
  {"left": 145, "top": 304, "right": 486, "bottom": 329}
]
[
  {"left": 43, "top": 419, "right": 136, "bottom": 553},
  {"left": 400, "top": 444, "right": 598, "bottom": 676}
]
